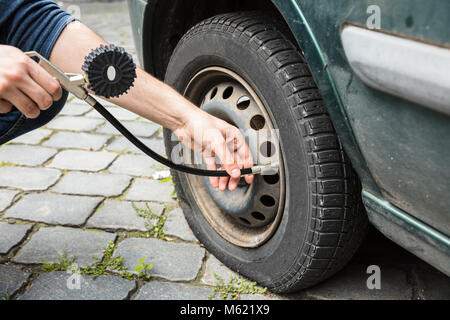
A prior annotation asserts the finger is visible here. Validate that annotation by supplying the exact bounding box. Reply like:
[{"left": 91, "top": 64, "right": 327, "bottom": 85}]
[
  {"left": 226, "top": 136, "right": 242, "bottom": 191},
  {"left": 215, "top": 142, "right": 239, "bottom": 191},
  {"left": 27, "top": 58, "right": 62, "bottom": 101},
  {"left": 222, "top": 133, "right": 247, "bottom": 191},
  {"left": 232, "top": 132, "right": 255, "bottom": 185},
  {"left": 244, "top": 167, "right": 255, "bottom": 185},
  {"left": 0, "top": 99, "right": 12, "bottom": 113},
  {"left": 3, "top": 87, "right": 40, "bottom": 118},
  {"left": 19, "top": 75, "right": 54, "bottom": 110},
  {"left": 212, "top": 136, "right": 241, "bottom": 179},
  {"left": 219, "top": 176, "right": 230, "bottom": 192},
  {"left": 227, "top": 152, "right": 246, "bottom": 191},
  {"left": 225, "top": 130, "right": 253, "bottom": 189},
  {"left": 207, "top": 139, "right": 233, "bottom": 191},
  {"left": 203, "top": 151, "right": 219, "bottom": 189},
  {"left": 227, "top": 176, "right": 240, "bottom": 191},
  {"left": 240, "top": 144, "right": 255, "bottom": 185}
]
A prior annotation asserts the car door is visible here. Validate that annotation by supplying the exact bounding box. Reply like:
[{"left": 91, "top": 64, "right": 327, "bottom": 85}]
[{"left": 294, "top": 0, "right": 450, "bottom": 235}]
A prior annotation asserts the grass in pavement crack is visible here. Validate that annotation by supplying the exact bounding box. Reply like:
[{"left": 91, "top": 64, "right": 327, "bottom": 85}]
[
  {"left": 80, "top": 241, "right": 131, "bottom": 279},
  {"left": 209, "top": 274, "right": 267, "bottom": 300},
  {"left": 1, "top": 293, "right": 10, "bottom": 301},
  {"left": 133, "top": 257, "right": 153, "bottom": 280},
  {"left": 132, "top": 202, "right": 167, "bottom": 239},
  {"left": 0, "top": 161, "right": 15, "bottom": 167},
  {"left": 40, "top": 242, "right": 153, "bottom": 281},
  {"left": 41, "top": 251, "right": 75, "bottom": 272}
]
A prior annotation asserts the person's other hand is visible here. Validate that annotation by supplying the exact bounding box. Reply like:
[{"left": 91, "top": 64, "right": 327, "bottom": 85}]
[
  {"left": 0, "top": 45, "right": 62, "bottom": 117},
  {"left": 174, "top": 110, "right": 254, "bottom": 191}
]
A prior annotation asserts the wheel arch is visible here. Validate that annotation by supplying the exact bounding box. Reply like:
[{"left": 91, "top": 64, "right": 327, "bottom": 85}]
[{"left": 142, "top": 0, "right": 285, "bottom": 79}]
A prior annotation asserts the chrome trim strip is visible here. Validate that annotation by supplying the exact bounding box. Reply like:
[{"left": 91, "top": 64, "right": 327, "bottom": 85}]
[{"left": 342, "top": 26, "right": 450, "bottom": 116}]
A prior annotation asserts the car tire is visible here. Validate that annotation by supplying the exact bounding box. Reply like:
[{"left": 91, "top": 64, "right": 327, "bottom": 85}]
[{"left": 163, "top": 11, "right": 368, "bottom": 293}]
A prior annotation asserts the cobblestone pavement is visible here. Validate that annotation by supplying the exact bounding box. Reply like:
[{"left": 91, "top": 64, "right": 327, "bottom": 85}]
[{"left": 0, "top": 1, "right": 448, "bottom": 300}]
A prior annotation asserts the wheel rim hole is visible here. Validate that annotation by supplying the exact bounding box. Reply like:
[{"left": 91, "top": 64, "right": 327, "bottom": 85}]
[
  {"left": 237, "top": 96, "right": 251, "bottom": 110},
  {"left": 263, "top": 173, "right": 280, "bottom": 185},
  {"left": 210, "top": 87, "right": 218, "bottom": 99},
  {"left": 250, "top": 115, "right": 266, "bottom": 130},
  {"left": 260, "top": 195, "right": 276, "bottom": 207},
  {"left": 260, "top": 141, "right": 276, "bottom": 158},
  {"left": 223, "top": 86, "right": 234, "bottom": 99},
  {"left": 251, "top": 212, "right": 266, "bottom": 221}
]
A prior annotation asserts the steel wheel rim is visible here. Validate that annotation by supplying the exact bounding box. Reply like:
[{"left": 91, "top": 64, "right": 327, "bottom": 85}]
[{"left": 181, "top": 67, "right": 286, "bottom": 248}]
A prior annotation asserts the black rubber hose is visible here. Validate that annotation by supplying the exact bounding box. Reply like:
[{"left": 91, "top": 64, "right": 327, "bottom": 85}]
[{"left": 91, "top": 100, "right": 253, "bottom": 177}]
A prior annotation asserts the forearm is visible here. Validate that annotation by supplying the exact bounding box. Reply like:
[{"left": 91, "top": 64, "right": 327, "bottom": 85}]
[
  {"left": 48, "top": 21, "right": 253, "bottom": 190},
  {"left": 49, "top": 20, "right": 201, "bottom": 131}
]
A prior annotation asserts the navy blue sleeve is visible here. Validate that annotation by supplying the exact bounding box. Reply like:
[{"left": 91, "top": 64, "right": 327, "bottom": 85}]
[{"left": 0, "top": 0, "right": 76, "bottom": 59}]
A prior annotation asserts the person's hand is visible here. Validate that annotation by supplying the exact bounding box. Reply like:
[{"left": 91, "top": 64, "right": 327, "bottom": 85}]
[
  {"left": 174, "top": 110, "right": 254, "bottom": 191},
  {"left": 0, "top": 45, "right": 62, "bottom": 117}
]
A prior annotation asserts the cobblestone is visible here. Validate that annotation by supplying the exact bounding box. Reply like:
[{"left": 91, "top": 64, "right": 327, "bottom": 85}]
[
  {"left": 0, "top": 223, "right": 32, "bottom": 254},
  {"left": 305, "top": 264, "right": 412, "bottom": 300},
  {"left": 13, "top": 227, "right": 117, "bottom": 267},
  {"left": 164, "top": 208, "right": 197, "bottom": 242},
  {"left": 0, "top": 167, "right": 61, "bottom": 191},
  {"left": 108, "top": 154, "right": 160, "bottom": 177},
  {"left": 46, "top": 116, "right": 104, "bottom": 132},
  {"left": 18, "top": 272, "right": 135, "bottom": 300},
  {"left": 0, "top": 190, "right": 19, "bottom": 212},
  {"left": 135, "top": 281, "right": 214, "bottom": 300},
  {"left": 105, "top": 136, "right": 166, "bottom": 155},
  {"left": 412, "top": 265, "right": 450, "bottom": 300},
  {"left": 59, "top": 99, "right": 92, "bottom": 116},
  {"left": 48, "top": 150, "right": 117, "bottom": 171},
  {"left": 10, "top": 128, "right": 53, "bottom": 145},
  {"left": 86, "top": 200, "right": 164, "bottom": 232},
  {"left": 86, "top": 107, "right": 140, "bottom": 121},
  {"left": 0, "top": 145, "right": 57, "bottom": 166},
  {"left": 114, "top": 238, "right": 205, "bottom": 281},
  {"left": 52, "top": 172, "right": 131, "bottom": 197},
  {"left": 43, "top": 132, "right": 110, "bottom": 150},
  {"left": 4, "top": 194, "right": 102, "bottom": 226},
  {"left": 201, "top": 255, "right": 239, "bottom": 286},
  {"left": 125, "top": 178, "right": 175, "bottom": 203},
  {"left": 0, "top": 265, "right": 30, "bottom": 298},
  {"left": 97, "top": 120, "right": 160, "bottom": 138}
]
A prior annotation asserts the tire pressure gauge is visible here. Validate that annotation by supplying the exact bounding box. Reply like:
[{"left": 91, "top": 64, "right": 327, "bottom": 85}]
[{"left": 82, "top": 44, "right": 137, "bottom": 98}]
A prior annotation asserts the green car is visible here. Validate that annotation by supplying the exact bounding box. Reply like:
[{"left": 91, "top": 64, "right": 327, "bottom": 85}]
[{"left": 127, "top": 0, "right": 450, "bottom": 292}]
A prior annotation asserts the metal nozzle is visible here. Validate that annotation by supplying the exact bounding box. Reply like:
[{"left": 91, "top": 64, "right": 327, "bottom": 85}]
[{"left": 250, "top": 162, "right": 279, "bottom": 176}]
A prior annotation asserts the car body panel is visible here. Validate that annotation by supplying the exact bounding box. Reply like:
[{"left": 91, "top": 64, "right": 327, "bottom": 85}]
[
  {"left": 363, "top": 190, "right": 450, "bottom": 276},
  {"left": 275, "top": 0, "right": 450, "bottom": 236},
  {"left": 127, "top": 0, "right": 450, "bottom": 274},
  {"left": 127, "top": 0, "right": 147, "bottom": 67}
]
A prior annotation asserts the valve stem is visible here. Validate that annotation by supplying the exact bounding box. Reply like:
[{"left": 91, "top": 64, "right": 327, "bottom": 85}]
[{"left": 250, "top": 162, "right": 279, "bottom": 176}]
